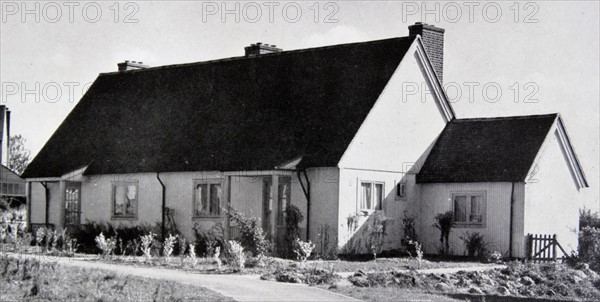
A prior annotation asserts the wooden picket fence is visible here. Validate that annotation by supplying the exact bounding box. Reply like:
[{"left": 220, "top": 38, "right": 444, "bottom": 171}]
[{"left": 527, "top": 233, "right": 570, "bottom": 262}]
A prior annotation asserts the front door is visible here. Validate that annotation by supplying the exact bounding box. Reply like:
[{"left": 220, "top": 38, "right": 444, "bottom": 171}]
[{"left": 64, "top": 182, "right": 81, "bottom": 226}]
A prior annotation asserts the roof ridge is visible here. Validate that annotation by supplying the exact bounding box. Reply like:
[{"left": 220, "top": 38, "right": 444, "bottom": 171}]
[
  {"left": 100, "top": 36, "right": 413, "bottom": 76},
  {"left": 453, "top": 113, "right": 558, "bottom": 122}
]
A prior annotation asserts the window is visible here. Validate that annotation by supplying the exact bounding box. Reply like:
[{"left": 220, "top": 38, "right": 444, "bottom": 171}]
[
  {"left": 452, "top": 192, "right": 486, "bottom": 226},
  {"left": 65, "top": 183, "right": 81, "bottom": 225},
  {"left": 359, "top": 181, "right": 383, "bottom": 211},
  {"left": 112, "top": 182, "right": 138, "bottom": 218},
  {"left": 277, "top": 177, "right": 291, "bottom": 226},
  {"left": 193, "top": 180, "right": 222, "bottom": 217}
]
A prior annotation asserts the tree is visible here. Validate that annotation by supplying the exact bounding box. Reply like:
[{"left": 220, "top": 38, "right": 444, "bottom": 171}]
[{"left": 7, "top": 135, "right": 31, "bottom": 175}]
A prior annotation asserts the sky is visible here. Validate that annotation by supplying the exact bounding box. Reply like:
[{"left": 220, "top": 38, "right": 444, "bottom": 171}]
[{"left": 0, "top": 1, "right": 598, "bottom": 208}]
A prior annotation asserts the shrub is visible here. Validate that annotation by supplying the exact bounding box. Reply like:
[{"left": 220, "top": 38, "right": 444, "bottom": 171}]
[
  {"left": 284, "top": 205, "right": 304, "bottom": 259},
  {"left": 193, "top": 223, "right": 224, "bottom": 257},
  {"left": 402, "top": 211, "right": 417, "bottom": 244},
  {"left": 69, "top": 221, "right": 156, "bottom": 254},
  {"left": 294, "top": 238, "right": 315, "bottom": 263},
  {"left": 486, "top": 250, "right": 503, "bottom": 263},
  {"left": 95, "top": 232, "right": 116, "bottom": 258},
  {"left": 188, "top": 243, "right": 197, "bottom": 267},
  {"left": 227, "top": 240, "right": 246, "bottom": 271},
  {"left": 369, "top": 212, "right": 388, "bottom": 260},
  {"left": 214, "top": 246, "right": 222, "bottom": 270},
  {"left": 580, "top": 209, "right": 600, "bottom": 229},
  {"left": 163, "top": 234, "right": 177, "bottom": 262},
  {"left": 579, "top": 226, "right": 600, "bottom": 271},
  {"left": 408, "top": 240, "right": 423, "bottom": 269},
  {"left": 304, "top": 266, "right": 340, "bottom": 286},
  {"left": 459, "top": 232, "right": 488, "bottom": 259},
  {"left": 224, "top": 206, "right": 271, "bottom": 257},
  {"left": 433, "top": 211, "right": 454, "bottom": 255},
  {"left": 140, "top": 232, "right": 156, "bottom": 261}
]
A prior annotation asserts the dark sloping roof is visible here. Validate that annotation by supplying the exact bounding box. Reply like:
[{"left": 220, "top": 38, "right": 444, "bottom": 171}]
[
  {"left": 416, "top": 114, "right": 558, "bottom": 183},
  {"left": 1, "top": 165, "right": 25, "bottom": 183},
  {"left": 23, "top": 37, "right": 415, "bottom": 178}
]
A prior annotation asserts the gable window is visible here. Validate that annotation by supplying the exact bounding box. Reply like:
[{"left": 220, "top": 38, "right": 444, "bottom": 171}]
[
  {"left": 112, "top": 181, "right": 138, "bottom": 218},
  {"left": 452, "top": 192, "right": 486, "bottom": 226},
  {"left": 193, "top": 180, "right": 222, "bottom": 217},
  {"left": 359, "top": 181, "right": 383, "bottom": 211}
]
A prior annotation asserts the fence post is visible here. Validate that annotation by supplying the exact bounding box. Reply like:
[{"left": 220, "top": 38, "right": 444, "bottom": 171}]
[
  {"left": 552, "top": 234, "right": 557, "bottom": 262},
  {"left": 527, "top": 233, "right": 532, "bottom": 260}
]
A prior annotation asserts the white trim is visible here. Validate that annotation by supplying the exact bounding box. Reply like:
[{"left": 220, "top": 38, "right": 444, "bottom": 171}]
[
  {"left": 25, "top": 177, "right": 61, "bottom": 182},
  {"left": 224, "top": 170, "right": 293, "bottom": 177},
  {"left": 357, "top": 180, "right": 385, "bottom": 212},
  {"left": 413, "top": 36, "right": 455, "bottom": 122},
  {"left": 450, "top": 190, "right": 487, "bottom": 228},
  {"left": 555, "top": 115, "right": 588, "bottom": 189},
  {"left": 526, "top": 115, "right": 588, "bottom": 190}
]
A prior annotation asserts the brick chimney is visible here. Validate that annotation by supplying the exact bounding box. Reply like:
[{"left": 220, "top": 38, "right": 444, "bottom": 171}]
[
  {"left": 245, "top": 42, "right": 282, "bottom": 57},
  {"left": 118, "top": 60, "right": 149, "bottom": 71},
  {"left": 409, "top": 22, "right": 444, "bottom": 83}
]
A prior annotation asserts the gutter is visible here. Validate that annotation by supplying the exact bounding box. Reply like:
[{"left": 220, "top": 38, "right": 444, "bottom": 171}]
[
  {"left": 41, "top": 182, "right": 49, "bottom": 225},
  {"left": 509, "top": 182, "right": 515, "bottom": 259},
  {"left": 156, "top": 173, "right": 166, "bottom": 240},
  {"left": 296, "top": 170, "right": 311, "bottom": 241}
]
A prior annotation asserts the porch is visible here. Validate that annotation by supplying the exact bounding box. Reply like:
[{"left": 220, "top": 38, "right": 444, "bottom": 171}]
[{"left": 225, "top": 170, "right": 307, "bottom": 256}]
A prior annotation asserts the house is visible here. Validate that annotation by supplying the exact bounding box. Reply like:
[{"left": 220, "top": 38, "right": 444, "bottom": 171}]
[
  {"left": 1, "top": 165, "right": 27, "bottom": 203},
  {"left": 22, "top": 23, "right": 588, "bottom": 258},
  {"left": 0, "top": 105, "right": 26, "bottom": 208}
]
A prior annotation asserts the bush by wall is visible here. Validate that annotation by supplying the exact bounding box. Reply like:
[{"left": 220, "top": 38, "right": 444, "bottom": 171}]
[{"left": 69, "top": 221, "right": 158, "bottom": 254}]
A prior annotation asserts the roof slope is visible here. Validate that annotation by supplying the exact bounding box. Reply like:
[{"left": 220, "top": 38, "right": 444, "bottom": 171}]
[
  {"left": 416, "top": 114, "right": 558, "bottom": 183},
  {"left": 23, "top": 37, "right": 415, "bottom": 178}
]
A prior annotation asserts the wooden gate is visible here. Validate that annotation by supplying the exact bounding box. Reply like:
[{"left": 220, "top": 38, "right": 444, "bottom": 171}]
[{"left": 527, "top": 233, "right": 570, "bottom": 262}]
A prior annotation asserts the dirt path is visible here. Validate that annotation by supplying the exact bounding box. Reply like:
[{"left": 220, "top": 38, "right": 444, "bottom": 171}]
[{"left": 8, "top": 253, "right": 358, "bottom": 302}]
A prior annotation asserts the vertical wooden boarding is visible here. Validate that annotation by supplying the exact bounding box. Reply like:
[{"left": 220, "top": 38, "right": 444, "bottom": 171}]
[
  {"left": 552, "top": 234, "right": 557, "bottom": 262},
  {"left": 543, "top": 234, "right": 547, "bottom": 260},
  {"left": 532, "top": 235, "right": 539, "bottom": 262}
]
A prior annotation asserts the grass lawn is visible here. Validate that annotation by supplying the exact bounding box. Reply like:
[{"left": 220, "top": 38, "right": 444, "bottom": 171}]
[{"left": 0, "top": 255, "right": 234, "bottom": 301}]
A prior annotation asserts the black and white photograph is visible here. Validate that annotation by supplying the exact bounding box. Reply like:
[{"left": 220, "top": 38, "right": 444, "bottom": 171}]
[{"left": 1, "top": 1, "right": 599, "bottom": 301}]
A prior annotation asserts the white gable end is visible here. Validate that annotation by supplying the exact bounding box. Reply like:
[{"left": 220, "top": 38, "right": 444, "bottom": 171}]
[{"left": 338, "top": 38, "right": 453, "bottom": 172}]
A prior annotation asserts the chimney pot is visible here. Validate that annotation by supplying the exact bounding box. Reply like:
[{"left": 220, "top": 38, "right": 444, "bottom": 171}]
[
  {"left": 118, "top": 60, "right": 150, "bottom": 72},
  {"left": 244, "top": 42, "right": 283, "bottom": 57}
]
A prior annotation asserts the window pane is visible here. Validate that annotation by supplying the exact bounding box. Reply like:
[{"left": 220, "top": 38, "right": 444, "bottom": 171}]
[
  {"left": 470, "top": 195, "right": 483, "bottom": 223},
  {"left": 114, "top": 185, "right": 126, "bottom": 215},
  {"left": 125, "top": 185, "right": 137, "bottom": 215},
  {"left": 210, "top": 184, "right": 222, "bottom": 216},
  {"left": 361, "top": 183, "right": 372, "bottom": 209},
  {"left": 195, "top": 184, "right": 208, "bottom": 216},
  {"left": 454, "top": 196, "right": 467, "bottom": 222},
  {"left": 375, "top": 184, "right": 383, "bottom": 210}
]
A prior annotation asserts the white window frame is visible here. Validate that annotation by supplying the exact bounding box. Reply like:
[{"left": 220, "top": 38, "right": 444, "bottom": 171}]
[
  {"left": 111, "top": 181, "right": 139, "bottom": 219},
  {"left": 451, "top": 191, "right": 487, "bottom": 227},
  {"left": 193, "top": 179, "right": 223, "bottom": 218},
  {"left": 358, "top": 180, "right": 384, "bottom": 213}
]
